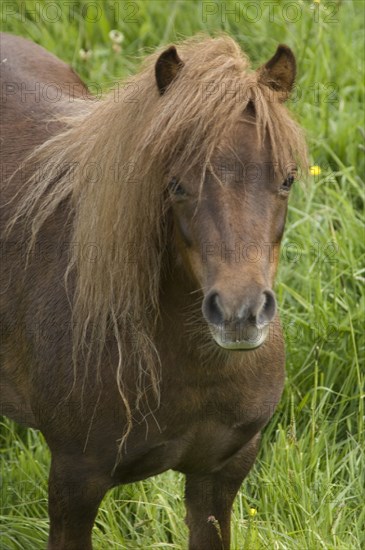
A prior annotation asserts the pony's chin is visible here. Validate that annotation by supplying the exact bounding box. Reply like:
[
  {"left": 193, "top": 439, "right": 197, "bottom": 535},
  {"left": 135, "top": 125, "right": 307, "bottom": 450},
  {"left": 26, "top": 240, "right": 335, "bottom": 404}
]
[{"left": 210, "top": 324, "right": 269, "bottom": 351}]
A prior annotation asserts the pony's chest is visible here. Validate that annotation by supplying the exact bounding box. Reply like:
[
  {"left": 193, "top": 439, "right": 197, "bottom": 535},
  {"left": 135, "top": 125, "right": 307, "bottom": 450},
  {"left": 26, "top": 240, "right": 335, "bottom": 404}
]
[
  {"left": 117, "top": 368, "right": 282, "bottom": 481},
  {"left": 115, "top": 417, "right": 246, "bottom": 483},
  {"left": 186, "top": 399, "right": 271, "bottom": 468},
  {"left": 158, "top": 388, "right": 268, "bottom": 474},
  {"left": 169, "top": 419, "right": 255, "bottom": 474},
  {"left": 167, "top": 362, "right": 284, "bottom": 472}
]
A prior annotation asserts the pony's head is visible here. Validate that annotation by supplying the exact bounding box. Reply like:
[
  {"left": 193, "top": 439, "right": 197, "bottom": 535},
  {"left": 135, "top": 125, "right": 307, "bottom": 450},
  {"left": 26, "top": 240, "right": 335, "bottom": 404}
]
[{"left": 155, "top": 40, "right": 306, "bottom": 350}]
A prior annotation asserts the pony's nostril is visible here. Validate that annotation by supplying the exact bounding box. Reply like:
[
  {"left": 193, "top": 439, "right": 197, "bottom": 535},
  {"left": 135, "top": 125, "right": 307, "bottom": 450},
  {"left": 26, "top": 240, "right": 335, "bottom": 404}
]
[
  {"left": 203, "top": 291, "right": 225, "bottom": 326},
  {"left": 257, "top": 290, "right": 276, "bottom": 325}
]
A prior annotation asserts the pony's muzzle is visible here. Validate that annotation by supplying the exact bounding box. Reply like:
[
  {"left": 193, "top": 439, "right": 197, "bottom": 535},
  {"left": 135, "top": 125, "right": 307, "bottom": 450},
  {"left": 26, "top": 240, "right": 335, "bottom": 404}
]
[{"left": 202, "top": 288, "right": 276, "bottom": 350}]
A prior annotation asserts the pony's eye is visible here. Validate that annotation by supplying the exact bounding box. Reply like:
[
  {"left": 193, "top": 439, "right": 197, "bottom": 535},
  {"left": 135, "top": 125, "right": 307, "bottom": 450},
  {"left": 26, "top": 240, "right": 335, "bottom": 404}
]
[
  {"left": 168, "top": 177, "right": 187, "bottom": 197},
  {"left": 280, "top": 174, "right": 295, "bottom": 192}
]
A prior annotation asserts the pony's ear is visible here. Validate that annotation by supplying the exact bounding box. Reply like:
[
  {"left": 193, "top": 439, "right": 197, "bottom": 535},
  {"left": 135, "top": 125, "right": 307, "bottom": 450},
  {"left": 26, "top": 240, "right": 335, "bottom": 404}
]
[
  {"left": 155, "top": 46, "right": 184, "bottom": 95},
  {"left": 257, "top": 44, "right": 296, "bottom": 101}
]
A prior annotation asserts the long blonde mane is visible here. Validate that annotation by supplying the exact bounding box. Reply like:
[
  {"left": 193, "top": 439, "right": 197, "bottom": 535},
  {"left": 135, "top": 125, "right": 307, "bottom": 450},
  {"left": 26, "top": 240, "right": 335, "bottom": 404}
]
[{"left": 5, "top": 35, "right": 307, "bottom": 445}]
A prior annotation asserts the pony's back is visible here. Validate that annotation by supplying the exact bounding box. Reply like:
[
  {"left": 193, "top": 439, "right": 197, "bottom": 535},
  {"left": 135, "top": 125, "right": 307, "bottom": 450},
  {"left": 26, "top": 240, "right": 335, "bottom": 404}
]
[{"left": 0, "top": 33, "right": 88, "bottom": 209}]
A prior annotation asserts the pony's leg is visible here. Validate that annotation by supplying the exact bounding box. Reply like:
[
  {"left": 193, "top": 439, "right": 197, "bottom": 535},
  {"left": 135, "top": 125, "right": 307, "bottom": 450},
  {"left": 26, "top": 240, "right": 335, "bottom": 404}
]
[
  {"left": 47, "top": 454, "right": 110, "bottom": 550},
  {"left": 184, "top": 435, "right": 260, "bottom": 550}
]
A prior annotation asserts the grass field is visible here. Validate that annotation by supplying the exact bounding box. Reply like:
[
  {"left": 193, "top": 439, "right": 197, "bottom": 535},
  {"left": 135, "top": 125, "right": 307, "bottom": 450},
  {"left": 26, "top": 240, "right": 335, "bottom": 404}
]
[{"left": 0, "top": 1, "right": 364, "bottom": 549}]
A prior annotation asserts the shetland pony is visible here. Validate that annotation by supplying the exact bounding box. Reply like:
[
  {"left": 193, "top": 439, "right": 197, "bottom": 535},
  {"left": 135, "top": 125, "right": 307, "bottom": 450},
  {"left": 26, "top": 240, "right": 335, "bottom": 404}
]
[{"left": 0, "top": 33, "right": 307, "bottom": 549}]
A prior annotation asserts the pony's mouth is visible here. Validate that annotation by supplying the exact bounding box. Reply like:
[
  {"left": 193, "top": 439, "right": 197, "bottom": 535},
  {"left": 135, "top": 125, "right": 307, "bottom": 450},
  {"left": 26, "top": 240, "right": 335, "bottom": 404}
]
[{"left": 209, "top": 323, "right": 269, "bottom": 351}]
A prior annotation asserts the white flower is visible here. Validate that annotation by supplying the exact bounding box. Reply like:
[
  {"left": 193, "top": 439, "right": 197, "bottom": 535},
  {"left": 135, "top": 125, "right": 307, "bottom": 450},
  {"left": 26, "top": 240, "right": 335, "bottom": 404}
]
[
  {"left": 109, "top": 30, "right": 124, "bottom": 44},
  {"left": 79, "top": 49, "right": 92, "bottom": 61}
]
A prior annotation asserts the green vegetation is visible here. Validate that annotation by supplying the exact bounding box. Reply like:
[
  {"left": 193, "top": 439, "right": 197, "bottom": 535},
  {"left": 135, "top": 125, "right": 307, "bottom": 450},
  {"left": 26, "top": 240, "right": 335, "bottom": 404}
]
[{"left": 1, "top": 1, "right": 364, "bottom": 548}]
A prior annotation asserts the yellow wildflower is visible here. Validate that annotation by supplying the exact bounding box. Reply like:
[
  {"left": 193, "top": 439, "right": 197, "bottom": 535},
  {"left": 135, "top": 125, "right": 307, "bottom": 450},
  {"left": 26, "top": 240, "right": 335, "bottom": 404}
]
[
  {"left": 249, "top": 508, "right": 257, "bottom": 517},
  {"left": 310, "top": 165, "right": 321, "bottom": 176}
]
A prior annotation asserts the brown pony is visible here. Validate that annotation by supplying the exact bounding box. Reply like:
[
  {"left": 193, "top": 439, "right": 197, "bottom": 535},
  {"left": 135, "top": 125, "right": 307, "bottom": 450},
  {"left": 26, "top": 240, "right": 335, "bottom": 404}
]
[{"left": 0, "top": 33, "right": 307, "bottom": 549}]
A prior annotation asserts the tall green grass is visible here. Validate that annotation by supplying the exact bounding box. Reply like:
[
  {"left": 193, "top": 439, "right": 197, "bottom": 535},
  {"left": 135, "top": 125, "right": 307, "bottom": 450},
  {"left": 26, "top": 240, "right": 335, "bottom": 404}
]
[{"left": 1, "top": 1, "right": 364, "bottom": 549}]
